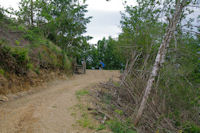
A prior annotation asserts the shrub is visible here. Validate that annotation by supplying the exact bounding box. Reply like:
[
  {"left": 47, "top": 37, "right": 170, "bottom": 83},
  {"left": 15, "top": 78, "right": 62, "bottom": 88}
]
[
  {"left": 0, "top": 39, "right": 7, "bottom": 45},
  {"left": 27, "top": 63, "right": 33, "bottom": 70},
  {"left": 0, "top": 45, "right": 30, "bottom": 75},
  {"left": 0, "top": 68, "right": 5, "bottom": 76},
  {"left": 17, "top": 25, "right": 27, "bottom": 32},
  {"left": 11, "top": 48, "right": 29, "bottom": 63},
  {"left": 15, "top": 40, "right": 20, "bottom": 46},
  {"left": 0, "top": 10, "right": 3, "bottom": 20},
  {"left": 23, "top": 33, "right": 34, "bottom": 41},
  {"left": 61, "top": 51, "right": 72, "bottom": 71},
  {"left": 23, "top": 30, "right": 35, "bottom": 41},
  {"left": 106, "top": 120, "right": 137, "bottom": 133},
  {"left": 183, "top": 122, "right": 200, "bottom": 133}
]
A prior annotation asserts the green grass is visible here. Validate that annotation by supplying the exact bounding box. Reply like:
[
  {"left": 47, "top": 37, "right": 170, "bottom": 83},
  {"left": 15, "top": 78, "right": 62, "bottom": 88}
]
[
  {"left": 96, "top": 124, "right": 106, "bottom": 131},
  {"left": 75, "top": 89, "right": 89, "bottom": 99},
  {"left": 106, "top": 120, "right": 137, "bottom": 133},
  {"left": 0, "top": 68, "right": 5, "bottom": 76},
  {"left": 77, "top": 113, "right": 94, "bottom": 128},
  {"left": 15, "top": 40, "right": 20, "bottom": 46}
]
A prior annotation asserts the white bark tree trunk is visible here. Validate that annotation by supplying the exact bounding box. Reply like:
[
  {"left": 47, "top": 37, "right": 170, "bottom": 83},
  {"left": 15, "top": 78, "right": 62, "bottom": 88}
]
[{"left": 134, "top": 0, "right": 187, "bottom": 125}]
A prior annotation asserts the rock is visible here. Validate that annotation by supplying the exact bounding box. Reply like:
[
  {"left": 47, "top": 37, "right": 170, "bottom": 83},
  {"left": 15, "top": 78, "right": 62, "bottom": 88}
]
[{"left": 0, "top": 95, "right": 8, "bottom": 102}]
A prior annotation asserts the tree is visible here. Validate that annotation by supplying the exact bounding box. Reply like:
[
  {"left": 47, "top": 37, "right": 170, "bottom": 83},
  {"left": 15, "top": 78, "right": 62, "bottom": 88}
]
[
  {"left": 18, "top": 0, "right": 36, "bottom": 26},
  {"left": 134, "top": 0, "right": 195, "bottom": 125},
  {"left": 17, "top": 0, "right": 91, "bottom": 57}
]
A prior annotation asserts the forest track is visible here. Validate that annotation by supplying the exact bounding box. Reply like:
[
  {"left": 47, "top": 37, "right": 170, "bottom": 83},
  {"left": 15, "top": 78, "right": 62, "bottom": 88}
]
[{"left": 0, "top": 70, "right": 119, "bottom": 133}]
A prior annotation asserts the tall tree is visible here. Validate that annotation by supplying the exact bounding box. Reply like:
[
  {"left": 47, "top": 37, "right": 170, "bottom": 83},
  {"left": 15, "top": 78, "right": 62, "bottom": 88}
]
[
  {"left": 18, "top": 0, "right": 36, "bottom": 26},
  {"left": 134, "top": 0, "right": 194, "bottom": 125}
]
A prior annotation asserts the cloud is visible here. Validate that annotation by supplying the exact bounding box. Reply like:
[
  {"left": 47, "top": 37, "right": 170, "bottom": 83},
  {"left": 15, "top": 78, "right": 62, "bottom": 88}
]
[
  {"left": 0, "top": 0, "right": 20, "bottom": 10},
  {"left": 0, "top": 0, "right": 137, "bottom": 44},
  {"left": 85, "top": 10, "right": 122, "bottom": 44}
]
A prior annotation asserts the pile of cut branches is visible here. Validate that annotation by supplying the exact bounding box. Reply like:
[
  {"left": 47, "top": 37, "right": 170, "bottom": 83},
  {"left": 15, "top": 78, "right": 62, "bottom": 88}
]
[{"left": 92, "top": 70, "right": 177, "bottom": 133}]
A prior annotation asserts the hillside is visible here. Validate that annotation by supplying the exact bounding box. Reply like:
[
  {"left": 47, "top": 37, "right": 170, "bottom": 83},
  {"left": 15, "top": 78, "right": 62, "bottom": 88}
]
[{"left": 0, "top": 14, "right": 72, "bottom": 95}]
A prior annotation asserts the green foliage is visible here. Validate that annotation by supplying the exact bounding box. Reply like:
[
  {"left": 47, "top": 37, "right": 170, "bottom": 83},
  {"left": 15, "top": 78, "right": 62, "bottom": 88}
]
[
  {"left": 23, "top": 29, "right": 35, "bottom": 41},
  {"left": 85, "top": 37, "right": 125, "bottom": 70},
  {"left": 0, "top": 39, "right": 7, "bottom": 45},
  {"left": 0, "top": 68, "right": 5, "bottom": 76},
  {"left": 15, "top": 40, "right": 20, "bottom": 46},
  {"left": 27, "top": 63, "right": 33, "bottom": 70},
  {"left": 0, "top": 7, "right": 5, "bottom": 20},
  {"left": 106, "top": 120, "right": 136, "bottom": 133},
  {"left": 75, "top": 89, "right": 89, "bottom": 99},
  {"left": 100, "top": 0, "right": 200, "bottom": 132},
  {"left": 17, "top": 25, "right": 27, "bottom": 32},
  {"left": 17, "top": 0, "right": 91, "bottom": 55},
  {"left": 77, "top": 113, "right": 95, "bottom": 129},
  {"left": 183, "top": 122, "right": 200, "bottom": 133},
  {"left": 96, "top": 124, "right": 106, "bottom": 131},
  {"left": 11, "top": 47, "right": 29, "bottom": 63},
  {"left": 34, "top": 67, "right": 40, "bottom": 75},
  {"left": 0, "top": 45, "right": 30, "bottom": 75},
  {"left": 102, "top": 93, "right": 112, "bottom": 104},
  {"left": 61, "top": 51, "right": 72, "bottom": 72}
]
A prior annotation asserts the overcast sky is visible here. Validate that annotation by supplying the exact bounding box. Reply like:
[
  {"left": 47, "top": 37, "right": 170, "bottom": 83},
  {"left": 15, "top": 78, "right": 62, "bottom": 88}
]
[
  {"left": 0, "top": 0, "right": 136, "bottom": 44},
  {"left": 1, "top": 0, "right": 198, "bottom": 44}
]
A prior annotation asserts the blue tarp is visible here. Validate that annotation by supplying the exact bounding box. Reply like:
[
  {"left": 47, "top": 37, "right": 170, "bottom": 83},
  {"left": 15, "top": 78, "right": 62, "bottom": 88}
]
[{"left": 100, "top": 61, "right": 105, "bottom": 68}]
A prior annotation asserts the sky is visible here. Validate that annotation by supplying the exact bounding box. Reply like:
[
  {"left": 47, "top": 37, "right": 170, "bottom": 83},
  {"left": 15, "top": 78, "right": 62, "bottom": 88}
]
[
  {"left": 0, "top": 0, "right": 136, "bottom": 44},
  {"left": 1, "top": 0, "right": 198, "bottom": 44}
]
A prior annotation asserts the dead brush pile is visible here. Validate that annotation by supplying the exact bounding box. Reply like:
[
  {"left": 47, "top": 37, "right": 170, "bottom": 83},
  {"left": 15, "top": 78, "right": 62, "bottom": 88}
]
[
  {"left": 92, "top": 50, "right": 200, "bottom": 133},
  {"left": 93, "top": 73, "right": 176, "bottom": 133}
]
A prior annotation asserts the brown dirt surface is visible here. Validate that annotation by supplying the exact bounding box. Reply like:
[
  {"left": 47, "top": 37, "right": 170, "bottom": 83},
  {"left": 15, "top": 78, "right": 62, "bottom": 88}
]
[{"left": 0, "top": 70, "right": 119, "bottom": 133}]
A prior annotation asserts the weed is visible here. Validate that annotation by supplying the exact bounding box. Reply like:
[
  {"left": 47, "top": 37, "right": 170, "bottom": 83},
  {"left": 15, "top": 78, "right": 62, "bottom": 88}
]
[
  {"left": 75, "top": 89, "right": 89, "bottom": 99},
  {"left": 106, "top": 119, "right": 137, "bottom": 133},
  {"left": 15, "top": 40, "right": 20, "bottom": 46},
  {"left": 23, "top": 30, "right": 35, "bottom": 41},
  {"left": 113, "top": 81, "right": 120, "bottom": 87},
  {"left": 11, "top": 47, "right": 29, "bottom": 63},
  {"left": 0, "top": 9, "right": 4, "bottom": 20},
  {"left": 114, "top": 109, "right": 123, "bottom": 116},
  {"left": 183, "top": 122, "right": 200, "bottom": 133},
  {"left": 96, "top": 124, "right": 106, "bottom": 131},
  {"left": 77, "top": 112, "right": 96, "bottom": 129},
  {"left": 0, "top": 38, "right": 7, "bottom": 45},
  {"left": 34, "top": 67, "right": 40, "bottom": 75},
  {"left": 27, "top": 63, "right": 33, "bottom": 70},
  {"left": 0, "top": 68, "right": 5, "bottom": 76},
  {"left": 17, "top": 25, "right": 27, "bottom": 32},
  {"left": 70, "top": 112, "right": 77, "bottom": 117},
  {"left": 102, "top": 93, "right": 112, "bottom": 104}
]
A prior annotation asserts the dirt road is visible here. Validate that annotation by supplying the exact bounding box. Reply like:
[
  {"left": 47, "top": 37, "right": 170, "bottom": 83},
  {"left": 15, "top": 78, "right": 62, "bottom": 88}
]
[{"left": 0, "top": 70, "right": 119, "bottom": 133}]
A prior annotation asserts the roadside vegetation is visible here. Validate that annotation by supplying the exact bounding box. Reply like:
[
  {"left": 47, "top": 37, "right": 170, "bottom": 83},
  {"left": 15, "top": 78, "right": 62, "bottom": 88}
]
[
  {"left": 0, "top": 0, "right": 90, "bottom": 94},
  {"left": 92, "top": 0, "right": 200, "bottom": 133},
  {"left": 0, "top": 0, "right": 200, "bottom": 133}
]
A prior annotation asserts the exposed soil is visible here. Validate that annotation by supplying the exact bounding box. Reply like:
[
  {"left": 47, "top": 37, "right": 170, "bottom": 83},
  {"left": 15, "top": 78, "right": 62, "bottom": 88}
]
[
  {"left": 0, "top": 69, "right": 68, "bottom": 95},
  {"left": 0, "top": 70, "right": 119, "bottom": 133}
]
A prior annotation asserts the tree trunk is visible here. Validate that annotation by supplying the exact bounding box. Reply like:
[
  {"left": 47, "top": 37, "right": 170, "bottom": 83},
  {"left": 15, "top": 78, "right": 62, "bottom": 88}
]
[
  {"left": 134, "top": 0, "right": 186, "bottom": 125},
  {"left": 30, "top": 0, "right": 34, "bottom": 26}
]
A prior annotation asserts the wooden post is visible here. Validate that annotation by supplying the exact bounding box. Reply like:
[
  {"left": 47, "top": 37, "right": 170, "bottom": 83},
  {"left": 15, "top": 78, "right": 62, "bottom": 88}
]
[{"left": 83, "top": 59, "right": 86, "bottom": 74}]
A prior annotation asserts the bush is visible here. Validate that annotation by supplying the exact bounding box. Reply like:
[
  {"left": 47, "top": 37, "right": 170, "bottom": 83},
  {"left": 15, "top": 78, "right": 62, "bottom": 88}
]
[
  {"left": 0, "top": 68, "right": 5, "bottom": 76},
  {"left": 17, "top": 25, "right": 27, "bottom": 32},
  {"left": 106, "top": 120, "right": 137, "bottom": 133},
  {"left": 183, "top": 122, "right": 200, "bottom": 133},
  {"left": 23, "top": 32, "right": 34, "bottom": 41},
  {"left": 15, "top": 40, "right": 20, "bottom": 46},
  {"left": 0, "top": 45, "right": 30, "bottom": 75},
  {"left": 61, "top": 51, "right": 72, "bottom": 71},
  {"left": 0, "top": 39, "right": 7, "bottom": 45},
  {"left": 0, "top": 11, "right": 3, "bottom": 20}
]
